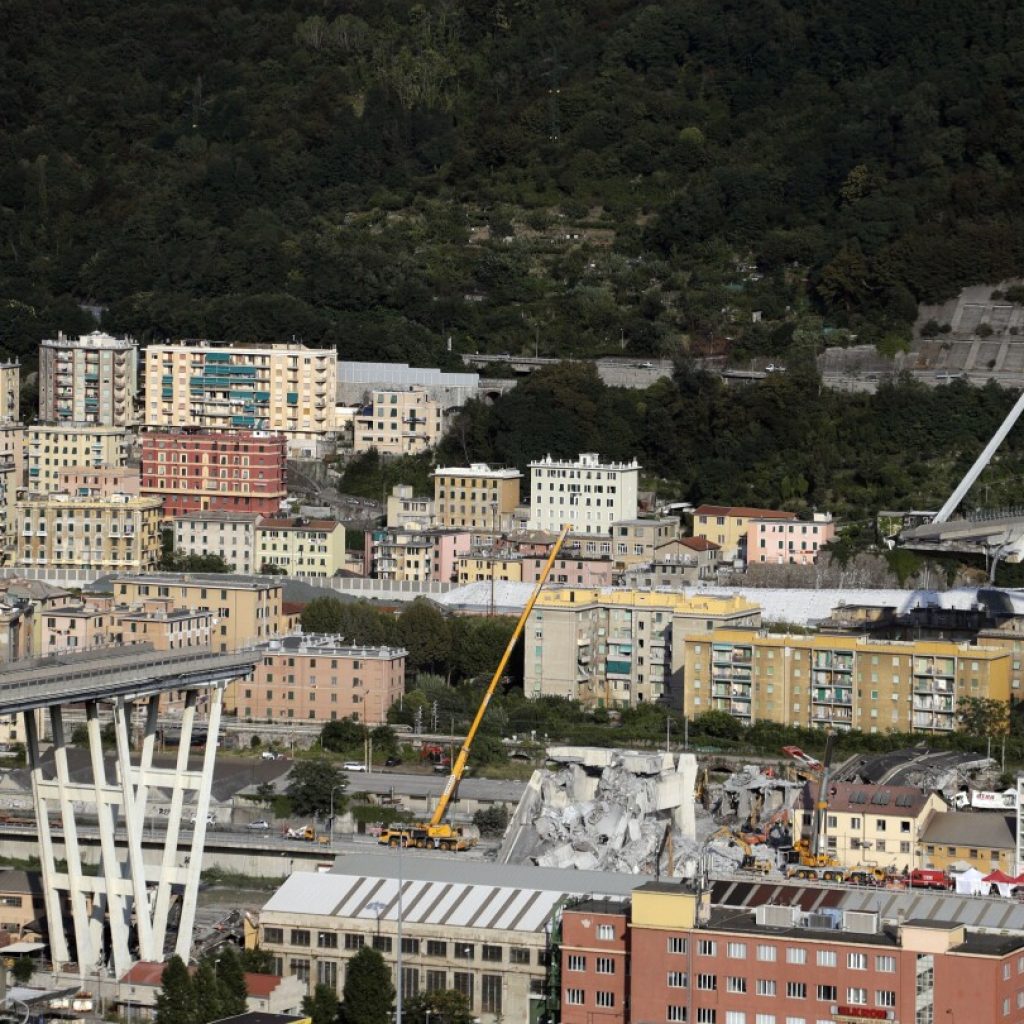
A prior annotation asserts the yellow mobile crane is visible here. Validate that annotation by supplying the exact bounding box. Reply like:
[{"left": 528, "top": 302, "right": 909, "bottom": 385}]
[{"left": 379, "top": 523, "right": 571, "bottom": 852}]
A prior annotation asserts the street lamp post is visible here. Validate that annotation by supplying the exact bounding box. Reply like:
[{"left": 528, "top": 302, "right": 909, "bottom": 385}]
[{"left": 396, "top": 837, "right": 404, "bottom": 1024}]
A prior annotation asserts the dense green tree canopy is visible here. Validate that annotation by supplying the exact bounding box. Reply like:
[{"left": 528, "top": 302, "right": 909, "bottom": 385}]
[
  {"left": 286, "top": 758, "right": 348, "bottom": 817},
  {"left": 341, "top": 948, "right": 394, "bottom": 1024}
]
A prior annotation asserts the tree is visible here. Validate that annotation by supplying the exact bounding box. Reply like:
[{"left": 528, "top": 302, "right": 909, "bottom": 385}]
[
  {"left": 302, "top": 597, "right": 346, "bottom": 634},
  {"left": 321, "top": 717, "right": 367, "bottom": 753},
  {"left": 213, "top": 947, "right": 249, "bottom": 1018},
  {"left": 398, "top": 600, "right": 452, "bottom": 675},
  {"left": 303, "top": 983, "right": 341, "bottom": 1024},
  {"left": 472, "top": 804, "right": 509, "bottom": 837},
  {"left": 238, "top": 946, "right": 276, "bottom": 974},
  {"left": 10, "top": 957, "right": 33, "bottom": 985},
  {"left": 155, "top": 956, "right": 197, "bottom": 1024},
  {"left": 403, "top": 990, "right": 473, "bottom": 1024},
  {"left": 341, "top": 948, "right": 393, "bottom": 1024},
  {"left": 957, "top": 696, "right": 1009, "bottom": 736},
  {"left": 260, "top": 562, "right": 288, "bottom": 575},
  {"left": 286, "top": 758, "right": 347, "bottom": 817},
  {"left": 194, "top": 959, "right": 223, "bottom": 1024}
]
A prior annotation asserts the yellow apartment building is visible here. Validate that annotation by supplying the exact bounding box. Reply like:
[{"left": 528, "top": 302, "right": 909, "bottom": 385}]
[
  {"left": 681, "top": 628, "right": 1012, "bottom": 733},
  {"left": 692, "top": 504, "right": 795, "bottom": 561},
  {"left": 457, "top": 554, "right": 524, "bottom": 584},
  {"left": 353, "top": 388, "right": 444, "bottom": 456},
  {"left": 14, "top": 494, "right": 163, "bottom": 571},
  {"left": 25, "top": 424, "right": 130, "bottom": 494},
  {"left": 918, "top": 811, "right": 1016, "bottom": 873},
  {"left": 432, "top": 464, "right": 522, "bottom": 530},
  {"left": 255, "top": 517, "right": 346, "bottom": 577},
  {"left": 525, "top": 588, "right": 762, "bottom": 707},
  {"left": 143, "top": 341, "right": 337, "bottom": 446},
  {"left": 111, "top": 573, "right": 283, "bottom": 652}
]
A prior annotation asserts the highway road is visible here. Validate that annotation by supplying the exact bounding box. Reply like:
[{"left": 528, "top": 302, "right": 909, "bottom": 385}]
[{"left": 347, "top": 770, "right": 527, "bottom": 804}]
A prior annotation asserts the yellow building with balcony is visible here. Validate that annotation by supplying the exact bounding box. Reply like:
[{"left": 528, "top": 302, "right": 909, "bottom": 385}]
[{"left": 681, "top": 628, "right": 1011, "bottom": 733}]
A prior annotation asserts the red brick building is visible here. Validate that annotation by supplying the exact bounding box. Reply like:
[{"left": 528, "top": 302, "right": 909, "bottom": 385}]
[
  {"left": 562, "top": 881, "right": 1024, "bottom": 1024},
  {"left": 140, "top": 430, "right": 287, "bottom": 517}
]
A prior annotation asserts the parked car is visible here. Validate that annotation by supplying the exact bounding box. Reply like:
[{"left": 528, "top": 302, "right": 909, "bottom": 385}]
[
  {"left": 260, "top": 751, "right": 277, "bottom": 761},
  {"left": 247, "top": 819, "right": 270, "bottom": 831},
  {"left": 343, "top": 762, "right": 367, "bottom": 772},
  {"left": 384, "top": 757, "right": 403, "bottom": 767}
]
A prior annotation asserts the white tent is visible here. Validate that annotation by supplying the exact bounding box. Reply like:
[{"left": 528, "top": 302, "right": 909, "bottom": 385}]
[{"left": 954, "top": 867, "right": 985, "bottom": 896}]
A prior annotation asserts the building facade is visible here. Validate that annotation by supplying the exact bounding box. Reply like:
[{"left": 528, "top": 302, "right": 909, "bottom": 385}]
[
  {"left": 528, "top": 453, "right": 640, "bottom": 535},
  {"left": 353, "top": 388, "right": 444, "bottom": 456},
  {"left": 228, "top": 635, "right": 406, "bottom": 725},
  {"left": 682, "top": 628, "right": 1012, "bottom": 733},
  {"left": 26, "top": 424, "right": 130, "bottom": 494},
  {"left": 386, "top": 485, "right": 435, "bottom": 530},
  {"left": 525, "top": 589, "right": 762, "bottom": 707},
  {"left": 608, "top": 518, "right": 681, "bottom": 568},
  {"left": 0, "top": 362, "right": 18, "bottom": 423},
  {"left": 432, "top": 464, "right": 522, "bottom": 530},
  {"left": 39, "top": 332, "right": 138, "bottom": 426},
  {"left": 144, "top": 341, "right": 338, "bottom": 446},
  {"left": 56, "top": 465, "right": 141, "bottom": 498},
  {"left": 919, "top": 810, "right": 1015, "bottom": 874},
  {"left": 693, "top": 505, "right": 797, "bottom": 562},
  {"left": 140, "top": 430, "right": 287, "bottom": 517},
  {"left": 747, "top": 513, "right": 837, "bottom": 566},
  {"left": 255, "top": 518, "right": 346, "bottom": 577},
  {"left": 14, "top": 494, "right": 163, "bottom": 571},
  {"left": 111, "top": 573, "right": 284, "bottom": 652},
  {"left": 173, "top": 512, "right": 262, "bottom": 574}
]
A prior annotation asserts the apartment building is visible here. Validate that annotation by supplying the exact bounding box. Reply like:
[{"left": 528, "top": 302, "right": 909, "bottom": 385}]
[
  {"left": 140, "top": 430, "right": 287, "bottom": 517},
  {"left": 528, "top": 453, "right": 640, "bottom": 534},
  {"left": 173, "top": 511, "right": 261, "bottom": 574},
  {"left": 457, "top": 553, "right": 524, "bottom": 584},
  {"left": 562, "top": 880, "right": 1024, "bottom": 1024},
  {"left": 521, "top": 555, "right": 614, "bottom": 587},
  {"left": 0, "top": 428, "right": 22, "bottom": 560},
  {"left": 0, "top": 870, "right": 45, "bottom": 942},
  {"left": 747, "top": 512, "right": 837, "bottom": 566},
  {"left": 14, "top": 493, "right": 163, "bottom": 571},
  {"left": 26, "top": 424, "right": 129, "bottom": 494},
  {"left": 144, "top": 341, "right": 337, "bottom": 447},
  {"left": 385, "top": 485, "right": 435, "bottom": 529},
  {"left": 0, "top": 601, "right": 33, "bottom": 665},
  {"left": 0, "top": 362, "right": 18, "bottom": 422},
  {"left": 919, "top": 811, "right": 1015, "bottom": 873},
  {"left": 797, "top": 781, "right": 944, "bottom": 873},
  {"left": 432, "top": 464, "right": 522, "bottom": 530},
  {"left": 525, "top": 589, "right": 762, "bottom": 707},
  {"left": 115, "top": 599, "right": 214, "bottom": 652},
  {"left": 57, "top": 465, "right": 141, "bottom": 497},
  {"left": 681, "top": 628, "right": 1012, "bottom": 733},
  {"left": 111, "top": 573, "right": 283, "bottom": 652},
  {"left": 693, "top": 504, "right": 797, "bottom": 561},
  {"left": 255, "top": 517, "right": 346, "bottom": 577},
  {"left": 39, "top": 332, "right": 138, "bottom": 426},
  {"left": 353, "top": 388, "right": 444, "bottom": 456},
  {"left": 258, "top": 857, "right": 641, "bottom": 1023},
  {"left": 609, "top": 517, "right": 681, "bottom": 568},
  {"left": 622, "top": 537, "right": 721, "bottom": 588},
  {"left": 228, "top": 634, "right": 406, "bottom": 725}
]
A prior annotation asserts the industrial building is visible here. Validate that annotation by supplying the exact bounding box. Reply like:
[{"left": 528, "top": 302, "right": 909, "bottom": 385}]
[{"left": 39, "top": 332, "right": 137, "bottom": 426}]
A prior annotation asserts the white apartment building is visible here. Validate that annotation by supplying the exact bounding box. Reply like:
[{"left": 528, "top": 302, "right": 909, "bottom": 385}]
[
  {"left": 144, "top": 341, "right": 338, "bottom": 447},
  {"left": 39, "top": 332, "right": 138, "bottom": 426},
  {"left": 26, "top": 424, "right": 130, "bottom": 494},
  {"left": 528, "top": 452, "right": 640, "bottom": 535},
  {"left": 172, "top": 511, "right": 261, "bottom": 574}
]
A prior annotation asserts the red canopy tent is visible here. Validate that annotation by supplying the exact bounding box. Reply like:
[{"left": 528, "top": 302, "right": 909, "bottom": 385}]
[{"left": 983, "top": 869, "right": 1016, "bottom": 883}]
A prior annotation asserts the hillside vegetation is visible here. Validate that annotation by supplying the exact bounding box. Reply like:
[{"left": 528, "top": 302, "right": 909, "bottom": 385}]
[{"left": 3, "top": 0, "right": 1024, "bottom": 366}]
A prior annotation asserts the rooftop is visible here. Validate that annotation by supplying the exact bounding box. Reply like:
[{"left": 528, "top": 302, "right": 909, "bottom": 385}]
[
  {"left": 801, "top": 781, "right": 936, "bottom": 817},
  {"left": 533, "top": 587, "right": 760, "bottom": 616},
  {"left": 174, "top": 511, "right": 263, "bottom": 524},
  {"left": 694, "top": 504, "right": 797, "bottom": 519},
  {"left": 432, "top": 464, "right": 522, "bottom": 479},
  {"left": 531, "top": 452, "right": 640, "bottom": 470},
  {"left": 257, "top": 517, "right": 342, "bottom": 532},
  {"left": 920, "top": 810, "right": 1015, "bottom": 848},
  {"left": 108, "top": 572, "right": 285, "bottom": 591},
  {"left": 43, "top": 331, "right": 136, "bottom": 350},
  {"left": 258, "top": 635, "right": 406, "bottom": 659},
  {"left": 678, "top": 536, "right": 721, "bottom": 552}
]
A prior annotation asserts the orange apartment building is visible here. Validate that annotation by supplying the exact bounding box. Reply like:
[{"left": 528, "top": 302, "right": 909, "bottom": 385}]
[{"left": 228, "top": 634, "right": 406, "bottom": 725}]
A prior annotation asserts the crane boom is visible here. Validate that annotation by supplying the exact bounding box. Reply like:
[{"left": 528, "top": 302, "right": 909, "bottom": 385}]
[
  {"left": 809, "top": 730, "right": 838, "bottom": 860},
  {"left": 429, "top": 523, "right": 571, "bottom": 828}
]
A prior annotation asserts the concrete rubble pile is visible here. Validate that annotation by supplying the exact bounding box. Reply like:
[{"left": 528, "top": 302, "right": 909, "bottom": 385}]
[
  {"left": 499, "top": 746, "right": 700, "bottom": 874},
  {"left": 714, "top": 764, "right": 801, "bottom": 829}
]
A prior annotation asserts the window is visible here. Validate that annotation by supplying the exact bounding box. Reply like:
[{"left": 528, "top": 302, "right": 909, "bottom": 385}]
[
  {"left": 786, "top": 948, "right": 806, "bottom": 965},
  {"left": 596, "top": 958, "right": 615, "bottom": 974},
  {"left": 696, "top": 1011, "right": 716, "bottom": 1024},
  {"left": 669, "top": 937, "right": 688, "bottom": 954},
  {"left": 427, "top": 940, "right": 447, "bottom": 957},
  {"left": 876, "top": 991, "right": 896, "bottom": 1008},
  {"left": 290, "top": 959, "right": 310, "bottom": 983},
  {"left": 481, "top": 975, "right": 503, "bottom": 1015},
  {"left": 756, "top": 979, "right": 777, "bottom": 997},
  {"left": 317, "top": 932, "right": 337, "bottom": 949},
  {"left": 317, "top": 961, "right": 338, "bottom": 989},
  {"left": 668, "top": 1007, "right": 687, "bottom": 1022},
  {"left": 754, "top": 1017, "right": 775, "bottom": 1024},
  {"left": 846, "top": 988, "right": 867, "bottom": 1006},
  {"left": 482, "top": 944, "right": 502, "bottom": 963},
  {"left": 597, "top": 924, "right": 615, "bottom": 940},
  {"left": 263, "top": 928, "right": 283, "bottom": 944},
  {"left": 290, "top": 930, "right": 310, "bottom": 947},
  {"left": 726, "top": 1014, "right": 746, "bottom": 1024},
  {"left": 454, "top": 944, "right": 474, "bottom": 960},
  {"left": 757, "top": 945, "right": 777, "bottom": 963},
  {"left": 510, "top": 948, "right": 530, "bottom": 965},
  {"left": 876, "top": 955, "right": 896, "bottom": 973},
  {"left": 697, "top": 974, "right": 717, "bottom": 991},
  {"left": 847, "top": 952, "right": 867, "bottom": 970},
  {"left": 698, "top": 940, "right": 717, "bottom": 956},
  {"left": 668, "top": 972, "right": 688, "bottom": 989},
  {"left": 816, "top": 951, "right": 836, "bottom": 968},
  {"left": 817, "top": 985, "right": 837, "bottom": 1001},
  {"left": 344, "top": 934, "right": 364, "bottom": 950},
  {"left": 372, "top": 936, "right": 392, "bottom": 953},
  {"left": 401, "top": 938, "right": 420, "bottom": 955},
  {"left": 568, "top": 955, "right": 586, "bottom": 972},
  {"left": 787, "top": 982, "right": 807, "bottom": 999},
  {"left": 726, "top": 977, "right": 746, "bottom": 993},
  {"left": 425, "top": 971, "right": 446, "bottom": 994},
  {"left": 454, "top": 973, "right": 473, "bottom": 1009},
  {"left": 596, "top": 992, "right": 615, "bottom": 1008},
  {"left": 566, "top": 990, "right": 584, "bottom": 1007},
  {"left": 727, "top": 942, "right": 747, "bottom": 959}
]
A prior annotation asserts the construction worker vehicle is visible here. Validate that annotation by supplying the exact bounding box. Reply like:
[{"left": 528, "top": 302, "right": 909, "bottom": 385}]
[
  {"left": 283, "top": 825, "right": 329, "bottom": 843},
  {"left": 378, "top": 524, "right": 571, "bottom": 854}
]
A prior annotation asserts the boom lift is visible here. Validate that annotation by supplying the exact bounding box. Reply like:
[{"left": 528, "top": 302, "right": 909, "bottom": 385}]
[
  {"left": 784, "top": 730, "right": 844, "bottom": 877},
  {"left": 379, "top": 523, "right": 571, "bottom": 851}
]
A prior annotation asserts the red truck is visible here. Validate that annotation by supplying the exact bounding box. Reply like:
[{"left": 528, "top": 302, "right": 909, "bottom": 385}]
[{"left": 909, "top": 869, "right": 951, "bottom": 890}]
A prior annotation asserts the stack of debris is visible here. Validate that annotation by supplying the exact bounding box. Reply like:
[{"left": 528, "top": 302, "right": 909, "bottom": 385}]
[
  {"left": 499, "top": 747, "right": 700, "bottom": 874},
  {"left": 714, "top": 764, "right": 801, "bottom": 829}
]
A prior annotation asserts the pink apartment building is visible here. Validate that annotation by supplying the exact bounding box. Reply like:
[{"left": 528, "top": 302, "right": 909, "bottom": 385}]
[
  {"left": 57, "top": 465, "right": 141, "bottom": 497},
  {"left": 746, "top": 512, "right": 836, "bottom": 566},
  {"left": 521, "top": 555, "right": 614, "bottom": 587}
]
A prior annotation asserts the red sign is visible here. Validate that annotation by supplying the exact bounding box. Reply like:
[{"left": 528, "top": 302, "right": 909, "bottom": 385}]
[{"left": 836, "top": 1008, "right": 888, "bottom": 1021}]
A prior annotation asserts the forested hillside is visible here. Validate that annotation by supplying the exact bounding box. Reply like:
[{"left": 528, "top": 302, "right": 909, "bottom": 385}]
[{"left": 3, "top": 0, "right": 1024, "bottom": 366}]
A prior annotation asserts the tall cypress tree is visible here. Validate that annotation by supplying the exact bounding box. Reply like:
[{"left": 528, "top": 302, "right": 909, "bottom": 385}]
[
  {"left": 194, "top": 959, "right": 223, "bottom": 1024},
  {"left": 214, "top": 947, "right": 249, "bottom": 1018},
  {"left": 341, "top": 948, "right": 393, "bottom": 1024},
  {"left": 155, "top": 956, "right": 197, "bottom": 1024}
]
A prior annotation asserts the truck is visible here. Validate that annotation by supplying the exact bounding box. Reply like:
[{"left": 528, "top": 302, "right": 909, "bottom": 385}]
[
  {"left": 283, "top": 825, "right": 329, "bottom": 843},
  {"left": 953, "top": 789, "right": 1018, "bottom": 811},
  {"left": 378, "top": 524, "right": 571, "bottom": 854},
  {"left": 909, "top": 868, "right": 952, "bottom": 890}
]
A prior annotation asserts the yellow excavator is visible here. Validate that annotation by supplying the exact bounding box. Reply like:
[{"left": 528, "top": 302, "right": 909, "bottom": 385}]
[{"left": 378, "top": 523, "right": 571, "bottom": 852}]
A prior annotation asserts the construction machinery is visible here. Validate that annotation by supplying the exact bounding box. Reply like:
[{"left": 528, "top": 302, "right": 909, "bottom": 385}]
[
  {"left": 378, "top": 523, "right": 572, "bottom": 852},
  {"left": 782, "top": 730, "right": 842, "bottom": 875}
]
